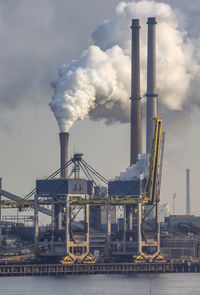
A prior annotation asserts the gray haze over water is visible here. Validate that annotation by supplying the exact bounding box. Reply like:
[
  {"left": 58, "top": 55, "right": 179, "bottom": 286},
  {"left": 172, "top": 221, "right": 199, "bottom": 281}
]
[{"left": 0, "top": 274, "right": 200, "bottom": 295}]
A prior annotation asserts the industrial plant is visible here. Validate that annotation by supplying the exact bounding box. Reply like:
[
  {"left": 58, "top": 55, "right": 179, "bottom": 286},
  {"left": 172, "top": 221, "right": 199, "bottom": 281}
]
[{"left": 0, "top": 17, "right": 200, "bottom": 276}]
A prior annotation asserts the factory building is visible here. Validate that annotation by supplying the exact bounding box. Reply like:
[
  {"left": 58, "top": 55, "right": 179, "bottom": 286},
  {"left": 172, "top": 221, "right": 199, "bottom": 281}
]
[
  {"left": 0, "top": 15, "right": 199, "bottom": 266},
  {"left": 0, "top": 17, "right": 162, "bottom": 263},
  {"left": 165, "top": 215, "right": 200, "bottom": 232},
  {"left": 161, "top": 237, "right": 198, "bottom": 259}
]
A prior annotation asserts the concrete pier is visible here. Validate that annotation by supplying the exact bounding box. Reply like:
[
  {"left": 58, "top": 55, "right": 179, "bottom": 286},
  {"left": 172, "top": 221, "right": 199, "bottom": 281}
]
[{"left": 0, "top": 262, "right": 200, "bottom": 277}]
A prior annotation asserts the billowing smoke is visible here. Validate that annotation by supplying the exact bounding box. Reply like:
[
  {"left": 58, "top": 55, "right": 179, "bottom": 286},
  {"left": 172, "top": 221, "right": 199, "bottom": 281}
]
[
  {"left": 50, "top": 0, "right": 198, "bottom": 132},
  {"left": 50, "top": 45, "right": 130, "bottom": 131}
]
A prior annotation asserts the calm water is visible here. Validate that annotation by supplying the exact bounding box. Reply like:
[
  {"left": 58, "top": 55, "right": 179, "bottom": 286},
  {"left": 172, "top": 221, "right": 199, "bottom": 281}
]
[{"left": 0, "top": 274, "right": 200, "bottom": 295}]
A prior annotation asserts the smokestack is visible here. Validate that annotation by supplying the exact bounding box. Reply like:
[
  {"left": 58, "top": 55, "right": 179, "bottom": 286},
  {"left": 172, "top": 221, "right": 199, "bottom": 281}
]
[
  {"left": 146, "top": 17, "right": 158, "bottom": 154},
  {"left": 0, "top": 178, "right": 2, "bottom": 246},
  {"left": 186, "top": 168, "right": 191, "bottom": 215},
  {"left": 59, "top": 132, "right": 69, "bottom": 179},
  {"left": 130, "top": 19, "right": 142, "bottom": 165}
]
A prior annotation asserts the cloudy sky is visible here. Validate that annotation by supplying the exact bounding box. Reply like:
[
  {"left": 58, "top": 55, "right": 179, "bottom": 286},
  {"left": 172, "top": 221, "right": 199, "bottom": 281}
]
[{"left": 0, "top": 0, "right": 200, "bottom": 217}]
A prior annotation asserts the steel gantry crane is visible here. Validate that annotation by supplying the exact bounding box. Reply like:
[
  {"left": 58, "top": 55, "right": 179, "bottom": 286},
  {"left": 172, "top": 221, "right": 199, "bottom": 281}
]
[
  {"left": 70, "top": 117, "right": 164, "bottom": 261},
  {"left": 0, "top": 117, "right": 164, "bottom": 262}
]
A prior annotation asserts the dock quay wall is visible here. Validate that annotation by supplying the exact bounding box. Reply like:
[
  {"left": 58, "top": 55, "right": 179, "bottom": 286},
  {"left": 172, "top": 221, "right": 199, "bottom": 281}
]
[{"left": 0, "top": 262, "right": 200, "bottom": 277}]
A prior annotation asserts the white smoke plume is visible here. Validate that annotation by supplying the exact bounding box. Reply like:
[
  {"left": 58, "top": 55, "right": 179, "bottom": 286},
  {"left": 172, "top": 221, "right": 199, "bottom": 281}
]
[
  {"left": 50, "top": 45, "right": 130, "bottom": 131},
  {"left": 50, "top": 0, "right": 198, "bottom": 132}
]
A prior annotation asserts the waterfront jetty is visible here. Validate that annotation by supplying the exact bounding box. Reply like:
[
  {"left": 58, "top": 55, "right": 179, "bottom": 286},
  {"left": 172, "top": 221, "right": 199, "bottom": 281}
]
[{"left": 0, "top": 262, "right": 200, "bottom": 277}]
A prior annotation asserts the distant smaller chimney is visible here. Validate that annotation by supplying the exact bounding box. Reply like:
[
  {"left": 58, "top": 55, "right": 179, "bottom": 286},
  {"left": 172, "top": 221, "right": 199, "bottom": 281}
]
[
  {"left": 59, "top": 132, "right": 69, "bottom": 179},
  {"left": 0, "top": 178, "right": 2, "bottom": 246},
  {"left": 186, "top": 169, "right": 191, "bottom": 215}
]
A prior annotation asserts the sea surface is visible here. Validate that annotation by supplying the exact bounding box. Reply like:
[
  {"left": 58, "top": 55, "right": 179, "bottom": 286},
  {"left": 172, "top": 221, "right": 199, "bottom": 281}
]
[{"left": 0, "top": 273, "right": 200, "bottom": 295}]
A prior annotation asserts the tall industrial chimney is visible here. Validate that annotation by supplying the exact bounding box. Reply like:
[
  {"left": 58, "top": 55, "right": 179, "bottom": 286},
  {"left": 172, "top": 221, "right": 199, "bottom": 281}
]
[
  {"left": 146, "top": 17, "right": 158, "bottom": 154},
  {"left": 186, "top": 168, "right": 191, "bottom": 215},
  {"left": 0, "top": 178, "right": 2, "bottom": 246},
  {"left": 59, "top": 132, "right": 69, "bottom": 178},
  {"left": 130, "top": 19, "right": 142, "bottom": 165}
]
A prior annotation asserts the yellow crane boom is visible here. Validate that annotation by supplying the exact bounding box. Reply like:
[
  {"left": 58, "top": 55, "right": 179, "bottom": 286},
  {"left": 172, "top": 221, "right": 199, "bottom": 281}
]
[{"left": 144, "top": 117, "right": 162, "bottom": 203}]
